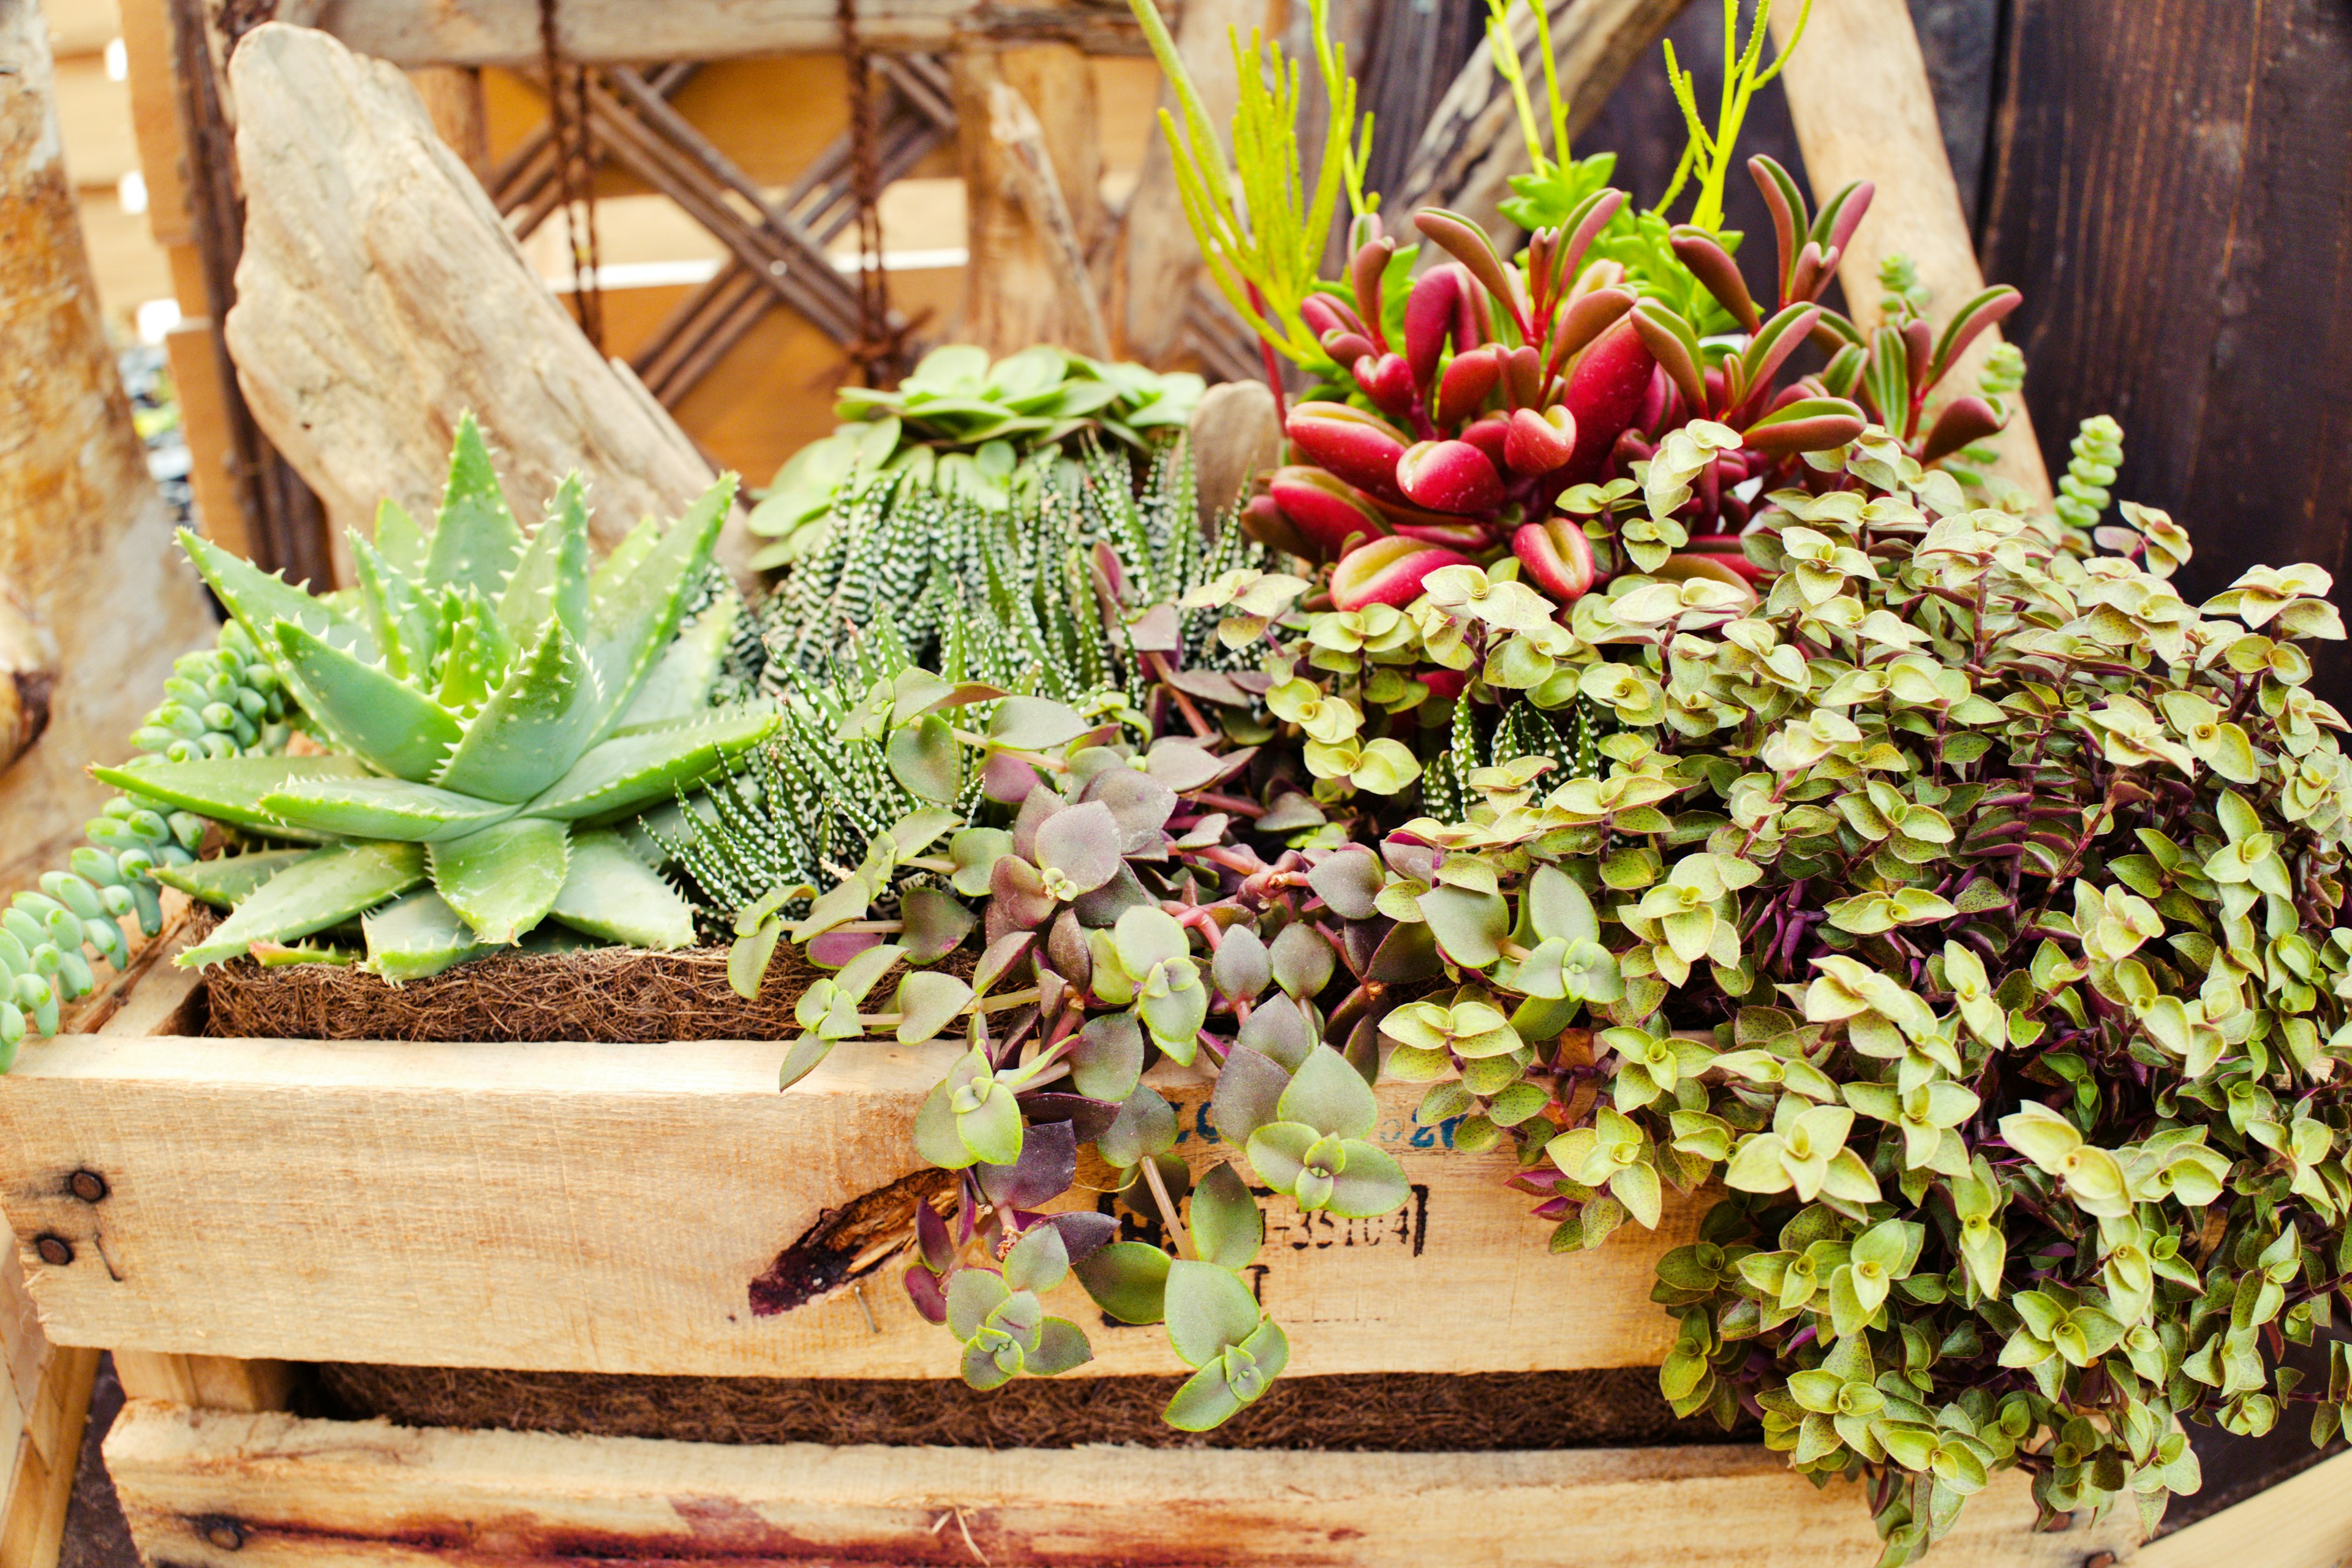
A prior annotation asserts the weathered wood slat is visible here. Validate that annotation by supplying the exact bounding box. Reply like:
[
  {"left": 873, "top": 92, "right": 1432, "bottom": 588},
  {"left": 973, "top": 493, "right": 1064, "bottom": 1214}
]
[
  {"left": 100, "top": 1400, "right": 2141, "bottom": 1568},
  {"left": 0, "top": 1017, "right": 1692, "bottom": 1380},
  {"left": 1770, "top": 0, "right": 2049, "bottom": 500},
  {"left": 2134, "top": 1447, "right": 2352, "bottom": 1568},
  {"left": 300, "top": 0, "right": 1146, "bottom": 66}
]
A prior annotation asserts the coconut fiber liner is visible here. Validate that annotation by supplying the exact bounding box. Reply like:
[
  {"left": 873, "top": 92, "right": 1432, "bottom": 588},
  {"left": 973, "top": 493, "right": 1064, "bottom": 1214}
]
[
  {"left": 317, "top": 1363, "right": 1751, "bottom": 1452},
  {"left": 191, "top": 909, "right": 925, "bottom": 1042}
]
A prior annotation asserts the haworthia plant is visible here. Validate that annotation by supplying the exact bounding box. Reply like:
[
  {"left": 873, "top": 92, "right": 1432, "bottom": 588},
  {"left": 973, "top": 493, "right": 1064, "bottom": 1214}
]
[{"left": 107, "top": 418, "right": 777, "bottom": 980}]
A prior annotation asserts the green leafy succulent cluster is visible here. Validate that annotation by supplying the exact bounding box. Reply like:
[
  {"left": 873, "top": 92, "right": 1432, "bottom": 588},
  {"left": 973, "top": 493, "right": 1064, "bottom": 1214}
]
[
  {"left": 108, "top": 418, "right": 775, "bottom": 980},
  {"left": 746, "top": 344, "right": 1203, "bottom": 569}
]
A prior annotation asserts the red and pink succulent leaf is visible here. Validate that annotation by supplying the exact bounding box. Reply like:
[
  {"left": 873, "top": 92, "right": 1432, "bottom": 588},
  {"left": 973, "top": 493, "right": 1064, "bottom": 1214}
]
[
  {"left": 1404, "top": 264, "right": 1470, "bottom": 392},
  {"left": 1543, "top": 285, "right": 1640, "bottom": 385},
  {"left": 1504, "top": 406, "right": 1577, "bottom": 477},
  {"left": 1561, "top": 317, "right": 1659, "bottom": 483},
  {"left": 1738, "top": 304, "right": 1824, "bottom": 411},
  {"left": 1458, "top": 416, "right": 1510, "bottom": 475},
  {"left": 1349, "top": 233, "right": 1396, "bottom": 353},
  {"left": 1418, "top": 669, "right": 1469, "bottom": 701},
  {"left": 1502, "top": 345, "right": 1544, "bottom": 410},
  {"left": 1414, "top": 208, "right": 1529, "bottom": 337},
  {"left": 1928, "top": 285, "right": 2022, "bottom": 386},
  {"left": 1742, "top": 396, "right": 1868, "bottom": 459},
  {"left": 1630, "top": 301, "right": 1709, "bottom": 420},
  {"left": 1513, "top": 516, "right": 1597, "bottom": 601},
  {"left": 1268, "top": 467, "right": 1393, "bottom": 559},
  {"left": 1321, "top": 328, "right": 1376, "bottom": 366},
  {"left": 1352, "top": 353, "right": 1416, "bottom": 421},
  {"left": 1330, "top": 537, "right": 1477, "bottom": 612},
  {"left": 1396, "top": 439, "right": 1506, "bottom": 515},
  {"left": 1653, "top": 554, "right": 1763, "bottom": 605},
  {"left": 1239, "top": 492, "right": 1315, "bottom": 560},
  {"left": 1812, "top": 179, "right": 1875, "bottom": 274},
  {"left": 1749, "top": 154, "right": 1810, "bottom": 304},
  {"left": 1903, "top": 319, "right": 1936, "bottom": 399},
  {"left": 1670, "top": 225, "right": 1763, "bottom": 333},
  {"left": 1286, "top": 402, "right": 1410, "bottom": 496},
  {"left": 1920, "top": 394, "right": 2008, "bottom": 464},
  {"left": 1675, "top": 535, "right": 1771, "bottom": 583},
  {"left": 1300, "top": 293, "right": 1368, "bottom": 343},
  {"left": 1436, "top": 345, "right": 1502, "bottom": 429},
  {"left": 1553, "top": 188, "right": 1628, "bottom": 302}
]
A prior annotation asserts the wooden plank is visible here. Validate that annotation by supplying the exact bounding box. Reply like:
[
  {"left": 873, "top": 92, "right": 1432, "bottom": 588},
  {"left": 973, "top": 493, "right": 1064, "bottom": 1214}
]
[
  {"left": 102, "top": 1401, "right": 2141, "bottom": 1568},
  {"left": 44, "top": 0, "right": 121, "bottom": 59},
  {"left": 113, "top": 1354, "right": 293, "bottom": 1413},
  {"left": 0, "top": 1344, "right": 95, "bottom": 1568},
  {"left": 0, "top": 1023, "right": 1692, "bottom": 1380},
  {"left": 1770, "top": 0, "right": 2049, "bottom": 501},
  {"left": 162, "top": 318, "right": 257, "bottom": 562},
  {"left": 301, "top": 0, "right": 1146, "bottom": 67},
  {"left": 2135, "top": 1447, "right": 2352, "bottom": 1568},
  {"left": 1977, "top": 0, "right": 2352, "bottom": 709},
  {"left": 50, "top": 53, "right": 137, "bottom": 187}
]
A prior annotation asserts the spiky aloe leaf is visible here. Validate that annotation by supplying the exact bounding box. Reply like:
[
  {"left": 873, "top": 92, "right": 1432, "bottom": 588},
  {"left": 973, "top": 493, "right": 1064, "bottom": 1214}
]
[
  {"left": 582, "top": 474, "right": 735, "bottom": 736},
  {"left": 496, "top": 474, "right": 591, "bottom": 646},
  {"left": 432, "top": 588, "right": 513, "bottom": 714},
  {"left": 90, "top": 754, "right": 371, "bottom": 835},
  {"left": 528, "top": 708, "right": 778, "bottom": 823},
  {"left": 374, "top": 498, "right": 431, "bottom": 579},
  {"left": 548, "top": 830, "right": 693, "bottom": 948},
  {"left": 349, "top": 530, "right": 435, "bottom": 684},
  {"left": 271, "top": 622, "right": 464, "bottom": 780},
  {"left": 150, "top": 848, "right": 315, "bottom": 910},
  {"left": 256, "top": 777, "right": 518, "bottom": 843},
  {"left": 424, "top": 414, "right": 527, "bottom": 601},
  {"left": 361, "top": 889, "right": 496, "bottom": 983},
  {"left": 620, "top": 594, "right": 737, "bottom": 729},
  {"left": 428, "top": 816, "right": 570, "bottom": 943},
  {"left": 589, "top": 516, "right": 662, "bottom": 609},
  {"left": 433, "top": 620, "right": 606, "bottom": 804},
  {"left": 181, "top": 529, "right": 372, "bottom": 664},
  {"left": 178, "top": 842, "right": 427, "bottom": 968}
]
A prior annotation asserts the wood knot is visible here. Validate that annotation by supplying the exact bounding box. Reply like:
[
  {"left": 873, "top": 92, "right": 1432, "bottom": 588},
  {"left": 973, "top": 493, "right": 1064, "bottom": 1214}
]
[{"left": 195, "top": 1516, "right": 246, "bottom": 1551}]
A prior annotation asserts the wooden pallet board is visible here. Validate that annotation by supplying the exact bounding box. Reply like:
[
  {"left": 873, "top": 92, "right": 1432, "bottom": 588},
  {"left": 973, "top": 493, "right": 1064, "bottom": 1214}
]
[
  {"left": 0, "top": 952, "right": 1694, "bottom": 1382},
  {"left": 101, "top": 1399, "right": 2143, "bottom": 1568}
]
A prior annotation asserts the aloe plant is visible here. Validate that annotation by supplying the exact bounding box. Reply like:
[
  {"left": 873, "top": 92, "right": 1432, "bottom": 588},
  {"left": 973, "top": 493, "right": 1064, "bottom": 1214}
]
[{"left": 102, "top": 419, "right": 777, "bottom": 979}]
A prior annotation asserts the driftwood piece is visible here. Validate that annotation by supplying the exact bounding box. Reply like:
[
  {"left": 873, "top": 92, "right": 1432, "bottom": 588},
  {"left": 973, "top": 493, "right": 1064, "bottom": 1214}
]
[
  {"left": 1389, "top": 0, "right": 1690, "bottom": 235},
  {"left": 1771, "top": 0, "right": 2050, "bottom": 500},
  {"left": 0, "top": 0, "right": 217, "bottom": 894},
  {"left": 220, "top": 23, "right": 756, "bottom": 579},
  {"left": 1188, "top": 379, "right": 1280, "bottom": 530}
]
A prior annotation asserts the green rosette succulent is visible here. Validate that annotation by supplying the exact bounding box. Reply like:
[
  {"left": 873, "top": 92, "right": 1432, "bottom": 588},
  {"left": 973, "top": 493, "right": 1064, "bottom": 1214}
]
[{"left": 105, "top": 418, "right": 777, "bottom": 979}]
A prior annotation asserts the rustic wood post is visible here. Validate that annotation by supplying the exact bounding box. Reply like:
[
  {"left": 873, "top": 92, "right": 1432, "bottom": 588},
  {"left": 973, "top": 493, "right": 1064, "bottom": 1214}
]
[
  {"left": 1770, "top": 0, "right": 2051, "bottom": 499},
  {"left": 0, "top": 0, "right": 217, "bottom": 896},
  {"left": 954, "top": 40, "right": 1107, "bottom": 358},
  {"left": 1115, "top": 0, "right": 1271, "bottom": 368}
]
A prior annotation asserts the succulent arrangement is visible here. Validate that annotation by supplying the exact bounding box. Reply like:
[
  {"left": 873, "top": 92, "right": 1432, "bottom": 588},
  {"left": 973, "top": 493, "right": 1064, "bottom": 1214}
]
[
  {"left": 5, "top": 2, "right": 2348, "bottom": 1562},
  {"left": 746, "top": 344, "right": 1204, "bottom": 569}
]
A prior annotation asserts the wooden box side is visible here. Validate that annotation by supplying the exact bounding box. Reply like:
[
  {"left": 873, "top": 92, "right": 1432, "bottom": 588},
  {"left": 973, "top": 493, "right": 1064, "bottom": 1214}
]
[
  {"left": 0, "top": 935, "right": 1691, "bottom": 1381},
  {"left": 99, "top": 1399, "right": 2149, "bottom": 1568}
]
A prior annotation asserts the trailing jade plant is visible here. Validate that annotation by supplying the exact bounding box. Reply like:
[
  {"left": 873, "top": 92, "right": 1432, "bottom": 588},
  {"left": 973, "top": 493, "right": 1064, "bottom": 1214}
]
[
  {"left": 102, "top": 418, "right": 776, "bottom": 980},
  {"left": 747, "top": 344, "right": 1204, "bottom": 569}
]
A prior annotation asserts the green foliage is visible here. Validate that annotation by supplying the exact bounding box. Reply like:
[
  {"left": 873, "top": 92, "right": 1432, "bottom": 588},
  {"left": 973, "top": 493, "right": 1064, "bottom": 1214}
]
[
  {"left": 746, "top": 344, "right": 1203, "bottom": 569},
  {"left": 1656, "top": 0, "right": 1814, "bottom": 232},
  {"left": 1125, "top": 0, "right": 1371, "bottom": 366},
  {"left": 110, "top": 418, "right": 774, "bottom": 979}
]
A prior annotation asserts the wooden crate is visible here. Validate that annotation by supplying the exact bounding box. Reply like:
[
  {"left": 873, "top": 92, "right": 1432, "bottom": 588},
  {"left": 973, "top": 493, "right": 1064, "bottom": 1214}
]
[{"left": 0, "top": 919, "right": 2301, "bottom": 1568}]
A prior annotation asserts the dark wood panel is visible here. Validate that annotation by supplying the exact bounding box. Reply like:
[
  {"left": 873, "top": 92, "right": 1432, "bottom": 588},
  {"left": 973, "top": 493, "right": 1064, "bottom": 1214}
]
[{"left": 1980, "top": 0, "right": 2352, "bottom": 703}]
